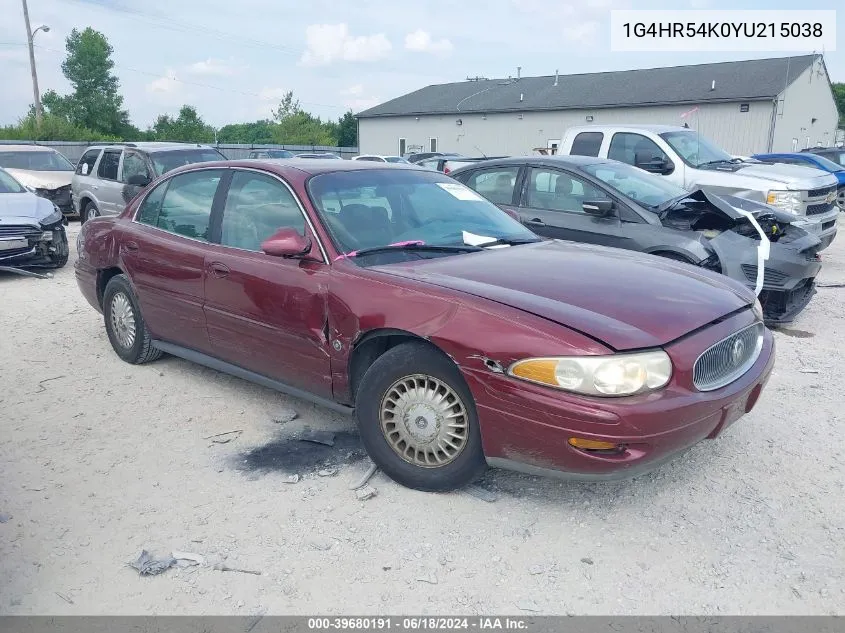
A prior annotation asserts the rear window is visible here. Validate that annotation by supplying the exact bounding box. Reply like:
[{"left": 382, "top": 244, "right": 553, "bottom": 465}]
[
  {"left": 151, "top": 149, "right": 226, "bottom": 176},
  {"left": 570, "top": 132, "right": 604, "bottom": 157}
]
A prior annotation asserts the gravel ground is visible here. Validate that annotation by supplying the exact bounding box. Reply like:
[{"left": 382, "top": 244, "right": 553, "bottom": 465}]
[{"left": 1, "top": 221, "right": 844, "bottom": 616}]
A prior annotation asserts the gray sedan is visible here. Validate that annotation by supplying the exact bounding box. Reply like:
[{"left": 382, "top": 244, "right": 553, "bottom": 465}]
[
  {"left": 450, "top": 156, "right": 822, "bottom": 326},
  {"left": 0, "top": 167, "right": 69, "bottom": 271}
]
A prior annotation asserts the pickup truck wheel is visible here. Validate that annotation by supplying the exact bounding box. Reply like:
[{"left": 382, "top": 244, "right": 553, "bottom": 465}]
[
  {"left": 103, "top": 274, "right": 162, "bottom": 364},
  {"left": 81, "top": 202, "right": 99, "bottom": 224},
  {"left": 355, "top": 341, "right": 486, "bottom": 491}
]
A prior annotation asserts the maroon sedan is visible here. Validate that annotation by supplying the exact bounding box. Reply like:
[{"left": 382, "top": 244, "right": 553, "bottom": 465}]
[{"left": 75, "top": 160, "right": 775, "bottom": 491}]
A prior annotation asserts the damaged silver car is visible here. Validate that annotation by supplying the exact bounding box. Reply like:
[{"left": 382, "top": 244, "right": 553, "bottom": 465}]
[
  {"left": 0, "top": 168, "right": 69, "bottom": 273},
  {"left": 451, "top": 156, "right": 821, "bottom": 325}
]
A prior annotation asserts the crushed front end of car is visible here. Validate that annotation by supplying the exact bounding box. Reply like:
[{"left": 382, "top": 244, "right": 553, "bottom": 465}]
[
  {"left": 659, "top": 190, "right": 822, "bottom": 326},
  {"left": 0, "top": 209, "right": 69, "bottom": 269}
]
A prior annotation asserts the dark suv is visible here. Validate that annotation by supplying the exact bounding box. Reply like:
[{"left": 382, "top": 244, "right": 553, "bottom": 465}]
[
  {"left": 247, "top": 149, "right": 295, "bottom": 159},
  {"left": 72, "top": 142, "right": 226, "bottom": 223}
]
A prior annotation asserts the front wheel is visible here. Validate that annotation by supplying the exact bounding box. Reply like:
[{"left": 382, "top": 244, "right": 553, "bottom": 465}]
[
  {"left": 355, "top": 341, "right": 486, "bottom": 491},
  {"left": 103, "top": 274, "right": 162, "bottom": 364},
  {"left": 81, "top": 202, "right": 99, "bottom": 224}
]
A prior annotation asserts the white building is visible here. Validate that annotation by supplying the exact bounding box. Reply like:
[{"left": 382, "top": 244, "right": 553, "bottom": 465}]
[{"left": 357, "top": 55, "right": 839, "bottom": 157}]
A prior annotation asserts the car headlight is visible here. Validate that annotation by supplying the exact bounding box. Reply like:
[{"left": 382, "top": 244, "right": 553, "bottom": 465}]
[
  {"left": 39, "top": 209, "right": 63, "bottom": 227},
  {"left": 765, "top": 190, "right": 802, "bottom": 214},
  {"left": 508, "top": 350, "right": 672, "bottom": 397},
  {"left": 752, "top": 298, "right": 764, "bottom": 321}
]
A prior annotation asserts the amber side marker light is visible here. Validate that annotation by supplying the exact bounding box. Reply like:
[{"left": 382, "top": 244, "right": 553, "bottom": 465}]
[{"left": 568, "top": 437, "right": 624, "bottom": 452}]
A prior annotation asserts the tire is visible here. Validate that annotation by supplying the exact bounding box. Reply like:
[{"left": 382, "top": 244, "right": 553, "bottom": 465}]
[
  {"left": 47, "top": 229, "right": 69, "bottom": 269},
  {"left": 355, "top": 341, "right": 486, "bottom": 491},
  {"left": 81, "top": 201, "right": 99, "bottom": 224},
  {"left": 102, "top": 274, "right": 162, "bottom": 364}
]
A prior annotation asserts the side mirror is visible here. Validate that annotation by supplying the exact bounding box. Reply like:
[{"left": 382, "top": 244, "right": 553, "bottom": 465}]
[
  {"left": 635, "top": 151, "right": 673, "bottom": 174},
  {"left": 127, "top": 174, "right": 151, "bottom": 187},
  {"left": 582, "top": 199, "right": 615, "bottom": 217},
  {"left": 261, "top": 227, "right": 312, "bottom": 258}
]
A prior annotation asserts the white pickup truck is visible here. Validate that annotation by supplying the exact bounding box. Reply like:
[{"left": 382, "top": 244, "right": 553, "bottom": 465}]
[{"left": 559, "top": 125, "right": 839, "bottom": 249}]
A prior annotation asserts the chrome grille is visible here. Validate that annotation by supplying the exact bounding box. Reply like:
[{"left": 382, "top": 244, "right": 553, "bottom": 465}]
[
  {"left": 807, "top": 184, "right": 836, "bottom": 198},
  {"left": 693, "top": 323, "right": 764, "bottom": 392},
  {"left": 0, "top": 224, "right": 41, "bottom": 239},
  {"left": 806, "top": 202, "right": 835, "bottom": 216}
]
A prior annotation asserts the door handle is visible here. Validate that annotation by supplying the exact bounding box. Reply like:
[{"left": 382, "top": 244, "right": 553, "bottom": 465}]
[
  {"left": 122, "top": 241, "right": 138, "bottom": 252},
  {"left": 526, "top": 218, "right": 546, "bottom": 226},
  {"left": 209, "top": 262, "right": 230, "bottom": 278}
]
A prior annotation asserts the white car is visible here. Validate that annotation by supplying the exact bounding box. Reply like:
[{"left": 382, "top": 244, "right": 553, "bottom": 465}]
[
  {"left": 0, "top": 144, "right": 75, "bottom": 217},
  {"left": 352, "top": 154, "right": 411, "bottom": 164}
]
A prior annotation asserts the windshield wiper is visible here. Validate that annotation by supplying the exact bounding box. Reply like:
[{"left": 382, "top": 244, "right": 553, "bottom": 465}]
[
  {"left": 475, "top": 237, "right": 540, "bottom": 248},
  {"left": 697, "top": 158, "right": 740, "bottom": 168},
  {"left": 340, "top": 242, "right": 482, "bottom": 259}
]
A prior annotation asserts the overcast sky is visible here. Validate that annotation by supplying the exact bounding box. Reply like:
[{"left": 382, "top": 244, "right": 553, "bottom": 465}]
[{"left": 1, "top": 0, "right": 842, "bottom": 129}]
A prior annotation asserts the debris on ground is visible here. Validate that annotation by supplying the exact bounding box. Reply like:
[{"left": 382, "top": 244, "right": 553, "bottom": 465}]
[
  {"left": 528, "top": 564, "right": 545, "bottom": 575},
  {"left": 517, "top": 600, "right": 542, "bottom": 612},
  {"left": 33, "top": 375, "right": 66, "bottom": 394},
  {"left": 317, "top": 468, "right": 337, "bottom": 477},
  {"left": 55, "top": 592, "right": 74, "bottom": 605},
  {"left": 283, "top": 474, "right": 300, "bottom": 484},
  {"left": 299, "top": 429, "right": 336, "bottom": 447},
  {"left": 172, "top": 551, "right": 205, "bottom": 567},
  {"left": 0, "top": 513, "right": 11, "bottom": 524},
  {"left": 204, "top": 430, "right": 243, "bottom": 444},
  {"left": 212, "top": 563, "right": 262, "bottom": 575},
  {"left": 798, "top": 369, "right": 819, "bottom": 374},
  {"left": 271, "top": 407, "right": 298, "bottom": 423},
  {"left": 466, "top": 484, "right": 499, "bottom": 503},
  {"left": 355, "top": 485, "right": 377, "bottom": 501},
  {"left": 349, "top": 462, "right": 378, "bottom": 490},
  {"left": 416, "top": 573, "right": 438, "bottom": 585},
  {"left": 581, "top": 557, "right": 594, "bottom": 565},
  {"left": 309, "top": 538, "right": 333, "bottom": 551},
  {"left": 128, "top": 550, "right": 176, "bottom": 576}
]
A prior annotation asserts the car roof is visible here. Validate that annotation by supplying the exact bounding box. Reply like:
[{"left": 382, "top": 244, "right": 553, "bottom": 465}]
[
  {"left": 165, "top": 158, "right": 424, "bottom": 178},
  {"left": 449, "top": 155, "right": 610, "bottom": 172},
  {"left": 86, "top": 142, "right": 219, "bottom": 153},
  {"left": 0, "top": 144, "right": 63, "bottom": 152},
  {"left": 567, "top": 124, "right": 687, "bottom": 134}
]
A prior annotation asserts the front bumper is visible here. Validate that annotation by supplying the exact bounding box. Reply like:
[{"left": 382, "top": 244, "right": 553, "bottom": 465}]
[
  {"left": 0, "top": 224, "right": 68, "bottom": 268},
  {"left": 464, "top": 311, "right": 775, "bottom": 481},
  {"left": 792, "top": 206, "right": 838, "bottom": 250},
  {"left": 35, "top": 185, "right": 75, "bottom": 217}
]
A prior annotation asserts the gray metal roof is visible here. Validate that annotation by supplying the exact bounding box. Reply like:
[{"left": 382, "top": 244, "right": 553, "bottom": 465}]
[{"left": 357, "top": 55, "right": 819, "bottom": 118}]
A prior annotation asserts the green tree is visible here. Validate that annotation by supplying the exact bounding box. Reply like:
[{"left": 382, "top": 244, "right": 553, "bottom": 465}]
[
  {"left": 273, "top": 111, "right": 335, "bottom": 146},
  {"left": 271, "top": 91, "right": 302, "bottom": 122},
  {"left": 832, "top": 82, "right": 845, "bottom": 126},
  {"left": 0, "top": 113, "right": 118, "bottom": 142},
  {"left": 151, "top": 105, "right": 215, "bottom": 143},
  {"left": 336, "top": 110, "right": 358, "bottom": 147},
  {"left": 41, "top": 28, "right": 133, "bottom": 137},
  {"left": 217, "top": 120, "right": 276, "bottom": 144}
]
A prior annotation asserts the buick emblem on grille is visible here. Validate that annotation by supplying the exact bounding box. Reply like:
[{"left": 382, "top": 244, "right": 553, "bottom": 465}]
[{"left": 731, "top": 338, "right": 746, "bottom": 364}]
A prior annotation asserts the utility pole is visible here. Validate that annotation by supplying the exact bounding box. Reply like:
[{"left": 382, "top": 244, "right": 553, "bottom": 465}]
[{"left": 22, "top": 0, "right": 49, "bottom": 127}]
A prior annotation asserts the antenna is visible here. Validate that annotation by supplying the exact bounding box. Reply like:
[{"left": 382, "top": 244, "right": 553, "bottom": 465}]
[{"left": 473, "top": 145, "right": 488, "bottom": 158}]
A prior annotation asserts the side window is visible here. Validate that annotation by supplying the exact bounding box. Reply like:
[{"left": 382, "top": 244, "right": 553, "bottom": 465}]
[
  {"left": 608, "top": 133, "right": 667, "bottom": 166},
  {"left": 525, "top": 169, "right": 605, "bottom": 214},
  {"left": 155, "top": 169, "right": 223, "bottom": 240},
  {"left": 97, "top": 149, "right": 121, "bottom": 180},
  {"left": 220, "top": 171, "right": 305, "bottom": 251},
  {"left": 570, "top": 132, "right": 604, "bottom": 157},
  {"left": 121, "top": 151, "right": 151, "bottom": 183},
  {"left": 136, "top": 181, "right": 168, "bottom": 226},
  {"left": 464, "top": 167, "right": 520, "bottom": 205},
  {"left": 76, "top": 149, "right": 101, "bottom": 176}
]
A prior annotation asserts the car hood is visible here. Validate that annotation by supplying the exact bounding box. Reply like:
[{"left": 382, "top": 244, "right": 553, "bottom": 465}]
[
  {"left": 0, "top": 192, "right": 55, "bottom": 223},
  {"left": 4, "top": 169, "right": 73, "bottom": 190},
  {"left": 371, "top": 241, "right": 753, "bottom": 351},
  {"left": 729, "top": 161, "right": 838, "bottom": 190}
]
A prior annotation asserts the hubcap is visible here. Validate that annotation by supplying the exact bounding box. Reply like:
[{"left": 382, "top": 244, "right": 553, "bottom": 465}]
[
  {"left": 110, "top": 292, "right": 137, "bottom": 349},
  {"left": 87, "top": 207, "right": 98, "bottom": 221},
  {"left": 379, "top": 374, "right": 469, "bottom": 468}
]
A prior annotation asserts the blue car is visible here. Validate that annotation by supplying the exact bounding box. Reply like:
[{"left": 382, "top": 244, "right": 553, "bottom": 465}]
[{"left": 752, "top": 151, "right": 845, "bottom": 211}]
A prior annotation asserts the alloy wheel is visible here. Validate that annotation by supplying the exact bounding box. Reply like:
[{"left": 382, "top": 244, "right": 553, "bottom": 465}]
[
  {"left": 379, "top": 374, "right": 469, "bottom": 467},
  {"left": 110, "top": 292, "right": 137, "bottom": 349}
]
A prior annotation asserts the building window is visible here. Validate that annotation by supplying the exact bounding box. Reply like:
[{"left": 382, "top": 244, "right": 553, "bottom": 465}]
[
  {"left": 429, "top": 138, "right": 437, "bottom": 153},
  {"left": 399, "top": 138, "right": 406, "bottom": 156},
  {"left": 740, "top": 103, "right": 750, "bottom": 113}
]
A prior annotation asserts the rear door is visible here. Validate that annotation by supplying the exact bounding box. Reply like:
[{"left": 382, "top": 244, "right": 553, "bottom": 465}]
[
  {"left": 95, "top": 149, "right": 125, "bottom": 215},
  {"left": 202, "top": 168, "right": 332, "bottom": 396},
  {"left": 460, "top": 166, "right": 521, "bottom": 214},
  {"left": 517, "top": 166, "right": 632, "bottom": 248},
  {"left": 119, "top": 168, "right": 226, "bottom": 353}
]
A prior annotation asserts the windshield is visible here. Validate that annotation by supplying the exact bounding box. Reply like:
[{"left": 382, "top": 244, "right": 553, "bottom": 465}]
[
  {"left": 151, "top": 149, "right": 226, "bottom": 175},
  {"left": 0, "top": 169, "right": 26, "bottom": 193},
  {"left": 0, "top": 150, "right": 74, "bottom": 171},
  {"left": 660, "top": 131, "right": 733, "bottom": 168},
  {"left": 583, "top": 161, "right": 689, "bottom": 209},
  {"left": 307, "top": 169, "right": 538, "bottom": 261},
  {"left": 809, "top": 154, "right": 845, "bottom": 172}
]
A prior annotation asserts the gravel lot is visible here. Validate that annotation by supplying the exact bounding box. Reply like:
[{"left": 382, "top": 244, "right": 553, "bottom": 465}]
[{"left": 1, "top": 220, "right": 844, "bottom": 616}]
